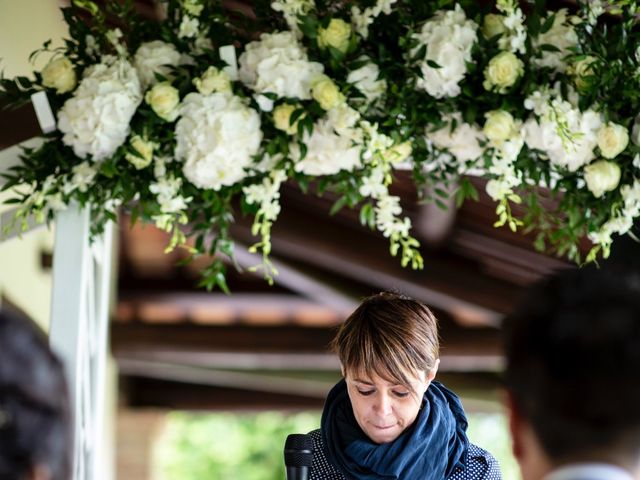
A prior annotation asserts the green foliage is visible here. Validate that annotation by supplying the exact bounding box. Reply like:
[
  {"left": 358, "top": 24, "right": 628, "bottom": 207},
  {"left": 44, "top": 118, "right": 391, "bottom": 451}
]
[
  {"left": 153, "top": 411, "right": 520, "bottom": 480},
  {"left": 155, "top": 412, "right": 320, "bottom": 480}
]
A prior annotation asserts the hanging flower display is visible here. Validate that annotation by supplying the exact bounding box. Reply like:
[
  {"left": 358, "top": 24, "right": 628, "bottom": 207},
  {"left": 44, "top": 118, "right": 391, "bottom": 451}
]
[{"left": 1, "top": 0, "right": 639, "bottom": 290}]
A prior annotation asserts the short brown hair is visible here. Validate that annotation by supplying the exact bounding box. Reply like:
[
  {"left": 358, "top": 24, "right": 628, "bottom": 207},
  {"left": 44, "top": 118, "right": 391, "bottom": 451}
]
[{"left": 332, "top": 292, "right": 440, "bottom": 390}]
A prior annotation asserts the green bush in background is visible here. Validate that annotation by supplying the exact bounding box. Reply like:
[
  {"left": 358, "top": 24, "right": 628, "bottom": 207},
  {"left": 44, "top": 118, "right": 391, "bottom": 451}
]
[
  {"left": 155, "top": 411, "right": 320, "bottom": 480},
  {"left": 154, "top": 411, "right": 520, "bottom": 479}
]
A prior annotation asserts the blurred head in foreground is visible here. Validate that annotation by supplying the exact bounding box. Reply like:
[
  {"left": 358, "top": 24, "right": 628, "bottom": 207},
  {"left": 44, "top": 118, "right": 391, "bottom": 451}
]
[
  {"left": 503, "top": 266, "right": 640, "bottom": 480},
  {"left": 0, "top": 308, "right": 71, "bottom": 480}
]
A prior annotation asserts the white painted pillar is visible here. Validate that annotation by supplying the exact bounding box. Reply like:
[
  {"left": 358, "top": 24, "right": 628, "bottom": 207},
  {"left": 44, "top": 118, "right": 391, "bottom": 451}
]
[{"left": 49, "top": 205, "right": 114, "bottom": 480}]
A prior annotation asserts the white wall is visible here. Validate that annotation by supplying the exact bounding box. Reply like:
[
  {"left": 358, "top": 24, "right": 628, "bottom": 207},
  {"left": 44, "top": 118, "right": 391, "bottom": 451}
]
[{"left": 0, "top": 0, "right": 68, "bottom": 328}]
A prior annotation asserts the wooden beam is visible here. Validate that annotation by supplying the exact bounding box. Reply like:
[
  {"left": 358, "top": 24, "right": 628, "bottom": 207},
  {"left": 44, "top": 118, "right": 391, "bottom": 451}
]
[{"left": 116, "top": 291, "right": 346, "bottom": 326}]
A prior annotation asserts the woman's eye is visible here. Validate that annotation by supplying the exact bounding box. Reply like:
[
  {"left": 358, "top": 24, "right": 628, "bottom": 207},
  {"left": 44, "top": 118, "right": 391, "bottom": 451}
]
[
  {"left": 357, "top": 389, "right": 375, "bottom": 396},
  {"left": 393, "top": 391, "right": 410, "bottom": 398}
]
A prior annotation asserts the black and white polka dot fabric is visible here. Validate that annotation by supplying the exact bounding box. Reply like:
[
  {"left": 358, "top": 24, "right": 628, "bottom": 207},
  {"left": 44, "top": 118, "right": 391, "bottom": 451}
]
[{"left": 308, "top": 429, "right": 502, "bottom": 479}]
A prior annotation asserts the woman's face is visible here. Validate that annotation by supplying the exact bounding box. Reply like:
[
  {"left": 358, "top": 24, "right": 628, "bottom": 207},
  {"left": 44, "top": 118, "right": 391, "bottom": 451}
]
[{"left": 344, "top": 365, "right": 437, "bottom": 444}]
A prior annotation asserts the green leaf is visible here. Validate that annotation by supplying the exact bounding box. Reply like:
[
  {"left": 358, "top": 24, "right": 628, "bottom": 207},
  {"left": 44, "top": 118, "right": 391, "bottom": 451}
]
[
  {"left": 540, "top": 14, "right": 556, "bottom": 34},
  {"left": 298, "top": 15, "right": 318, "bottom": 39},
  {"left": 539, "top": 43, "right": 561, "bottom": 52},
  {"left": 329, "top": 195, "right": 348, "bottom": 216}
]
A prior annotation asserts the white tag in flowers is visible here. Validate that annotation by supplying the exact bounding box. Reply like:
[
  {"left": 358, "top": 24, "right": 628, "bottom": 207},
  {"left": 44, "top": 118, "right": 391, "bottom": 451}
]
[
  {"left": 31, "top": 91, "right": 57, "bottom": 134},
  {"left": 219, "top": 45, "right": 238, "bottom": 81}
]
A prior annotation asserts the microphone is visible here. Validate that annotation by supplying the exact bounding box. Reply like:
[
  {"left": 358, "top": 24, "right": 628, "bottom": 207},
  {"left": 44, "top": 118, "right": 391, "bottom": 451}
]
[{"left": 284, "top": 433, "right": 314, "bottom": 480}]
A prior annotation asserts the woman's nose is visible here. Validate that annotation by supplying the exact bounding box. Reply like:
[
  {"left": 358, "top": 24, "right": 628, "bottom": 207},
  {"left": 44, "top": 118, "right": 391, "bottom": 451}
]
[{"left": 374, "top": 393, "right": 393, "bottom": 415}]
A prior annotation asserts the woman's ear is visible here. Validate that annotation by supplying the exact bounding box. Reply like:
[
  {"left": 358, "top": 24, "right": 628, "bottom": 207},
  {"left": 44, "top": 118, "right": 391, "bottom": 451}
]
[
  {"left": 340, "top": 364, "right": 345, "bottom": 377},
  {"left": 427, "top": 359, "right": 440, "bottom": 383}
]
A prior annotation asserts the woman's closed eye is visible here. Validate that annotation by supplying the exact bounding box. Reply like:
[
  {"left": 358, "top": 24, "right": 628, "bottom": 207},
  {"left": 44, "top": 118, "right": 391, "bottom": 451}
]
[
  {"left": 392, "top": 390, "right": 410, "bottom": 398},
  {"left": 357, "top": 389, "right": 375, "bottom": 396}
]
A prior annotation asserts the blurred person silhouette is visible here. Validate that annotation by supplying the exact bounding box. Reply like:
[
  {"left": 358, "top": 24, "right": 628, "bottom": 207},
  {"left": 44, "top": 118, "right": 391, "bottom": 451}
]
[
  {"left": 503, "top": 266, "right": 640, "bottom": 480},
  {"left": 0, "top": 307, "right": 71, "bottom": 480},
  {"left": 309, "top": 292, "right": 502, "bottom": 479}
]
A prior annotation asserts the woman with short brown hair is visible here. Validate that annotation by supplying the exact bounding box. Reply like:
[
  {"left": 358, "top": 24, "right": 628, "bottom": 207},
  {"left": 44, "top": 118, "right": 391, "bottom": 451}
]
[{"left": 309, "top": 292, "right": 501, "bottom": 479}]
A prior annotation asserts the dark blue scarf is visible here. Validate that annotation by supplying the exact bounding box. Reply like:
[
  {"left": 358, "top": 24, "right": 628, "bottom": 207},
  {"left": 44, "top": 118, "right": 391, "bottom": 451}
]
[{"left": 320, "top": 379, "right": 469, "bottom": 480}]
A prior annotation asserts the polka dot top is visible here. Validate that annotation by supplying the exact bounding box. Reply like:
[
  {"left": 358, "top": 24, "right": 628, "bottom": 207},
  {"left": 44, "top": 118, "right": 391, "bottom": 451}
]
[{"left": 308, "top": 429, "right": 502, "bottom": 479}]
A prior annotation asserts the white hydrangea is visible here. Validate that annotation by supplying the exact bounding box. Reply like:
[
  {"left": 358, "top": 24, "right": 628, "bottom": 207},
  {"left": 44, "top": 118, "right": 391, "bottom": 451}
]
[
  {"left": 238, "top": 31, "right": 324, "bottom": 100},
  {"left": 326, "top": 103, "right": 361, "bottom": 139},
  {"left": 347, "top": 59, "right": 387, "bottom": 107},
  {"left": 532, "top": 9, "right": 578, "bottom": 73},
  {"left": 425, "top": 114, "right": 486, "bottom": 165},
  {"left": 290, "top": 108, "right": 362, "bottom": 176},
  {"left": 524, "top": 91, "right": 602, "bottom": 171},
  {"left": 411, "top": 4, "right": 478, "bottom": 99},
  {"left": 57, "top": 57, "right": 142, "bottom": 161},
  {"left": 175, "top": 92, "right": 263, "bottom": 190},
  {"left": 133, "top": 40, "right": 182, "bottom": 89}
]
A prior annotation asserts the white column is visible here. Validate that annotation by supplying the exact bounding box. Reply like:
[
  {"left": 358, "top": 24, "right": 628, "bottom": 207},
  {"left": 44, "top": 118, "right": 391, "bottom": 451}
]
[{"left": 49, "top": 205, "right": 114, "bottom": 480}]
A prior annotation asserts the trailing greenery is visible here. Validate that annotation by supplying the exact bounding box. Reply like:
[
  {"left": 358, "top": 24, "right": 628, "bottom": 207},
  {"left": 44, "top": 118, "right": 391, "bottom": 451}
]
[{"left": 2, "top": 0, "right": 640, "bottom": 290}]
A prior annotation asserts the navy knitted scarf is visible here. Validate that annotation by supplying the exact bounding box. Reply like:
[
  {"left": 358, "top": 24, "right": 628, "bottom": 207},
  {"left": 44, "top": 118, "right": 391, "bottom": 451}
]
[{"left": 320, "top": 379, "right": 469, "bottom": 480}]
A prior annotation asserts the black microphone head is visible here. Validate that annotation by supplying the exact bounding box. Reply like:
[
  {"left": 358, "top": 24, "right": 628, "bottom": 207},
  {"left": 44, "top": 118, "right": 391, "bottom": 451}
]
[{"left": 284, "top": 433, "right": 314, "bottom": 468}]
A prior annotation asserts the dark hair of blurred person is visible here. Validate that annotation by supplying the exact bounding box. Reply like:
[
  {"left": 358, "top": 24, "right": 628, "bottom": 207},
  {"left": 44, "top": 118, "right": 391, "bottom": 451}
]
[
  {"left": 0, "top": 308, "right": 71, "bottom": 480},
  {"left": 503, "top": 266, "right": 640, "bottom": 480}
]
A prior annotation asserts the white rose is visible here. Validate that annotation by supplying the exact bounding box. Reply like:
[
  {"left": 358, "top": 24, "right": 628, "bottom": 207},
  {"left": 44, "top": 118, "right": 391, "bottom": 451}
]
[
  {"left": 584, "top": 160, "right": 621, "bottom": 198},
  {"left": 193, "top": 66, "right": 232, "bottom": 95},
  {"left": 346, "top": 60, "right": 386, "bottom": 105},
  {"left": 483, "top": 110, "right": 516, "bottom": 143},
  {"left": 238, "top": 31, "right": 324, "bottom": 100},
  {"left": 145, "top": 82, "right": 180, "bottom": 122},
  {"left": 312, "top": 75, "right": 343, "bottom": 110},
  {"left": 41, "top": 56, "right": 77, "bottom": 93},
  {"left": 125, "top": 135, "right": 155, "bottom": 169},
  {"left": 273, "top": 103, "right": 302, "bottom": 135},
  {"left": 597, "top": 122, "right": 629, "bottom": 159},
  {"left": 482, "top": 13, "right": 507, "bottom": 39},
  {"left": 483, "top": 51, "right": 524, "bottom": 93},
  {"left": 317, "top": 18, "right": 352, "bottom": 53},
  {"left": 134, "top": 40, "right": 182, "bottom": 89}
]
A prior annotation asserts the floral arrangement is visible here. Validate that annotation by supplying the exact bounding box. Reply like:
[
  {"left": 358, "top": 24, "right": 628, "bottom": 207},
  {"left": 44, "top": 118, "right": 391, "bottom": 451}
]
[{"left": 2, "top": 0, "right": 639, "bottom": 291}]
